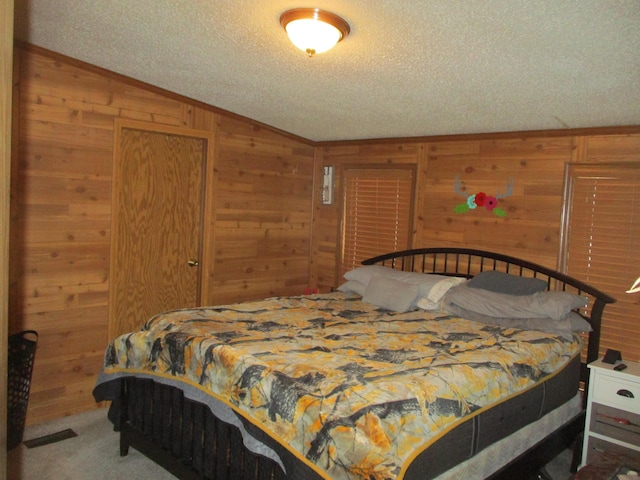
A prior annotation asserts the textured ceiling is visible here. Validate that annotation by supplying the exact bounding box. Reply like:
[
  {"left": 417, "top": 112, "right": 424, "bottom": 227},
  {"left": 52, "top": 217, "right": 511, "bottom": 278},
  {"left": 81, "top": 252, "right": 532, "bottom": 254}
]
[{"left": 13, "top": 0, "right": 640, "bottom": 142}]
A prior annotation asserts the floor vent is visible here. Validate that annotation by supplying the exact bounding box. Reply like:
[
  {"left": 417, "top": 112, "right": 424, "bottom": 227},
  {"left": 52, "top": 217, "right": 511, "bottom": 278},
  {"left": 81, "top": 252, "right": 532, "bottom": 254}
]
[{"left": 23, "top": 428, "right": 78, "bottom": 448}]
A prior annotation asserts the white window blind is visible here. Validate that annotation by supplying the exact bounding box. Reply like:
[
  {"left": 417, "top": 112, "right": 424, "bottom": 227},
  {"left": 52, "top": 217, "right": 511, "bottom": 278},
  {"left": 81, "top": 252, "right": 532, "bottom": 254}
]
[
  {"left": 564, "top": 163, "right": 640, "bottom": 362},
  {"left": 340, "top": 168, "right": 414, "bottom": 276}
]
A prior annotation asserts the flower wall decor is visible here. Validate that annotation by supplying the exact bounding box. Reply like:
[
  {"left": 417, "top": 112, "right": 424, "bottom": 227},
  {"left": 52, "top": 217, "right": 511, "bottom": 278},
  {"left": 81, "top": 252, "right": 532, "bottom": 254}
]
[{"left": 453, "top": 176, "right": 514, "bottom": 217}]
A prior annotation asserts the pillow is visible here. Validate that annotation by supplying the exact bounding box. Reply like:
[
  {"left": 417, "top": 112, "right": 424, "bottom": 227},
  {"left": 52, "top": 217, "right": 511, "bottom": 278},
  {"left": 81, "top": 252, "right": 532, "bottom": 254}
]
[
  {"left": 336, "top": 280, "right": 366, "bottom": 296},
  {"left": 416, "top": 277, "right": 467, "bottom": 310},
  {"left": 344, "top": 265, "right": 400, "bottom": 285},
  {"left": 362, "top": 275, "right": 420, "bottom": 313},
  {"left": 444, "top": 284, "right": 587, "bottom": 321},
  {"left": 443, "top": 302, "right": 588, "bottom": 335},
  {"left": 466, "top": 271, "right": 548, "bottom": 296},
  {"left": 344, "top": 265, "right": 456, "bottom": 298},
  {"left": 569, "top": 313, "right": 593, "bottom": 333}
]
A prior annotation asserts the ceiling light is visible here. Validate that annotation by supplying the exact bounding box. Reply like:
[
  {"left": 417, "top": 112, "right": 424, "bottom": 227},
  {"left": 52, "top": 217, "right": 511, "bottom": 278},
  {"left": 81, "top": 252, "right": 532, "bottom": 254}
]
[{"left": 280, "top": 8, "right": 350, "bottom": 57}]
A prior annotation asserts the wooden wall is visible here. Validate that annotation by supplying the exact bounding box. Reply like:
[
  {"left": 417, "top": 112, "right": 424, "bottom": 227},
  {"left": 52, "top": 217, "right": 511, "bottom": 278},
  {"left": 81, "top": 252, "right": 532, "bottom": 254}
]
[
  {"left": 417, "top": 136, "right": 573, "bottom": 265},
  {"left": 312, "top": 132, "right": 640, "bottom": 291},
  {"left": 211, "top": 116, "right": 315, "bottom": 304},
  {"left": 9, "top": 45, "right": 315, "bottom": 424},
  {"left": 9, "top": 43, "right": 640, "bottom": 427}
]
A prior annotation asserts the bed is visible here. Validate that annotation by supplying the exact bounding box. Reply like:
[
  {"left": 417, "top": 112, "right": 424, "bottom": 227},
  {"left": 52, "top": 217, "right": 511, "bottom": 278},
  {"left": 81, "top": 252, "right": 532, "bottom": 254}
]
[{"left": 93, "top": 247, "right": 615, "bottom": 480}]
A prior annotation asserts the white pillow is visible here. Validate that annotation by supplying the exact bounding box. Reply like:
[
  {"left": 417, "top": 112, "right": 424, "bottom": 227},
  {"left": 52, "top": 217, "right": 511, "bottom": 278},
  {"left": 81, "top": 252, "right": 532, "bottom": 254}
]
[
  {"left": 362, "top": 275, "right": 420, "bottom": 312},
  {"left": 416, "top": 277, "right": 467, "bottom": 310},
  {"left": 336, "top": 280, "right": 366, "bottom": 296},
  {"left": 344, "top": 265, "right": 454, "bottom": 298},
  {"left": 344, "top": 265, "right": 407, "bottom": 285}
]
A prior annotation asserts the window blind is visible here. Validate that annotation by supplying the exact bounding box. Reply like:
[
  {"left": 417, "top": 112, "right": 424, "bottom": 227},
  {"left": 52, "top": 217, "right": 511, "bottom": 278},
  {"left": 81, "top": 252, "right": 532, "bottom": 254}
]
[
  {"left": 340, "top": 168, "right": 414, "bottom": 276},
  {"left": 564, "top": 163, "right": 640, "bottom": 362}
]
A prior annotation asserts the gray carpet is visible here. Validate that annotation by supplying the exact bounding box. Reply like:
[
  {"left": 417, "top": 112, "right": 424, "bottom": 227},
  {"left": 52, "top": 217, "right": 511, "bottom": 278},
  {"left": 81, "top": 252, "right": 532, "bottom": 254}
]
[
  {"left": 8, "top": 408, "right": 176, "bottom": 480},
  {"left": 8, "top": 408, "right": 574, "bottom": 479}
]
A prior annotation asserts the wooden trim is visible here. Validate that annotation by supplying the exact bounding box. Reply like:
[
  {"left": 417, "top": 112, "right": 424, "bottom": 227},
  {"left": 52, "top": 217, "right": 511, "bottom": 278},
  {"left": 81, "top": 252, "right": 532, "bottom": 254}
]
[
  {"left": 199, "top": 115, "right": 219, "bottom": 305},
  {"left": 316, "top": 126, "right": 640, "bottom": 147},
  {"left": 114, "top": 117, "right": 215, "bottom": 141},
  {"left": 413, "top": 143, "right": 428, "bottom": 247},
  {"left": 571, "top": 136, "right": 590, "bottom": 164},
  {"left": 109, "top": 121, "right": 125, "bottom": 340},
  {"left": 13, "top": 41, "right": 315, "bottom": 147},
  {"left": 307, "top": 148, "right": 323, "bottom": 290},
  {"left": 2, "top": 0, "right": 14, "bottom": 466}
]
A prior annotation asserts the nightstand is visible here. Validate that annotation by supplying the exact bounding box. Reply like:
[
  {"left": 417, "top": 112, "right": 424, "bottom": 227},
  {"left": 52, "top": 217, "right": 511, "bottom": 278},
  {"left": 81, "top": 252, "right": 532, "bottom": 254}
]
[{"left": 581, "top": 358, "right": 640, "bottom": 469}]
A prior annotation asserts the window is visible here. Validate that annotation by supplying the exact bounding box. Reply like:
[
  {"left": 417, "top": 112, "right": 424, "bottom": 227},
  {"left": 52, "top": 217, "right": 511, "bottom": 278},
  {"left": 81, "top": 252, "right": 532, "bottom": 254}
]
[
  {"left": 340, "top": 167, "right": 415, "bottom": 276},
  {"left": 562, "top": 162, "right": 640, "bottom": 362}
]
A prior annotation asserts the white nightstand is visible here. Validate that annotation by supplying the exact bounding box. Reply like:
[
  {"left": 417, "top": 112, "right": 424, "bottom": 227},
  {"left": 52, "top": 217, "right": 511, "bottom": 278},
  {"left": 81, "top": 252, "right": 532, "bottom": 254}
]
[{"left": 581, "top": 358, "right": 640, "bottom": 468}]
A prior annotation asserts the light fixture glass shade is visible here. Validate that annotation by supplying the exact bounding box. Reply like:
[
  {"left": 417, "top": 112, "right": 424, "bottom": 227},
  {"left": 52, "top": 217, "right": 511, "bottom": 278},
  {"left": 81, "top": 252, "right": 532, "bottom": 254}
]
[
  {"left": 285, "top": 19, "right": 342, "bottom": 55},
  {"left": 280, "top": 8, "right": 350, "bottom": 57}
]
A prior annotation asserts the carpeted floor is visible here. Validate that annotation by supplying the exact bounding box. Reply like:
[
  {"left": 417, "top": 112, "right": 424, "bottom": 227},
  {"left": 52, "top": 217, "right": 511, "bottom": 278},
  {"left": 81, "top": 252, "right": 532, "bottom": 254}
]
[
  {"left": 8, "top": 408, "right": 176, "bottom": 480},
  {"left": 7, "top": 408, "right": 576, "bottom": 480}
]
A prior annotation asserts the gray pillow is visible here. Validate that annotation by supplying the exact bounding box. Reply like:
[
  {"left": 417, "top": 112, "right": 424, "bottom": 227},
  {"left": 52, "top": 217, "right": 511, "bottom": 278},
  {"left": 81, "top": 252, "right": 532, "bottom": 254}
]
[
  {"left": 362, "top": 275, "right": 420, "bottom": 313},
  {"left": 444, "top": 302, "right": 591, "bottom": 335},
  {"left": 467, "top": 271, "right": 548, "bottom": 296},
  {"left": 569, "top": 313, "right": 593, "bottom": 333},
  {"left": 444, "top": 284, "right": 587, "bottom": 321}
]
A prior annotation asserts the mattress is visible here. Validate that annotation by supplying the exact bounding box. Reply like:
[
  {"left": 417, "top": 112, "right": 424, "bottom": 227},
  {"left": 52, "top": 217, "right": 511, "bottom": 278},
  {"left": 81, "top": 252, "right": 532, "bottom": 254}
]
[
  {"left": 94, "top": 292, "right": 583, "bottom": 480},
  {"left": 434, "top": 392, "right": 582, "bottom": 479}
]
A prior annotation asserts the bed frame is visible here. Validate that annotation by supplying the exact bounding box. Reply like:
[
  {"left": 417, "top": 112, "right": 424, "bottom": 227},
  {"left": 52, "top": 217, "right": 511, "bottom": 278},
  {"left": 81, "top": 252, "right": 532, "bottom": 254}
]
[
  {"left": 104, "top": 247, "right": 616, "bottom": 480},
  {"left": 362, "top": 247, "right": 616, "bottom": 388}
]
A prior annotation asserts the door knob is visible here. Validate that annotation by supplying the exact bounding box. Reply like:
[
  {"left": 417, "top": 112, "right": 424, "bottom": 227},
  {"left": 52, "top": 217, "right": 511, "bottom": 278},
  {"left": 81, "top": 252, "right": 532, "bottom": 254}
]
[{"left": 188, "top": 259, "right": 199, "bottom": 267}]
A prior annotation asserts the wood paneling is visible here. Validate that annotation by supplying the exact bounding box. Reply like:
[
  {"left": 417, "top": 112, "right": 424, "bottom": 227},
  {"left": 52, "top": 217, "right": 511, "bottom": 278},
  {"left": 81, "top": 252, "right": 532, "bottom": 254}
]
[
  {"left": 418, "top": 136, "right": 574, "bottom": 267},
  {"left": 9, "top": 46, "right": 315, "bottom": 425},
  {"left": 313, "top": 133, "right": 640, "bottom": 291},
  {"left": 209, "top": 115, "right": 315, "bottom": 304},
  {"left": 9, "top": 42, "right": 640, "bottom": 430}
]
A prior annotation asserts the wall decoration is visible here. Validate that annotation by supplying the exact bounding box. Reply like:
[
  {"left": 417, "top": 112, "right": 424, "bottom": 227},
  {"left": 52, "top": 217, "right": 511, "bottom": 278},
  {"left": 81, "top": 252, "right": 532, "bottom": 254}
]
[{"left": 454, "top": 176, "right": 514, "bottom": 217}]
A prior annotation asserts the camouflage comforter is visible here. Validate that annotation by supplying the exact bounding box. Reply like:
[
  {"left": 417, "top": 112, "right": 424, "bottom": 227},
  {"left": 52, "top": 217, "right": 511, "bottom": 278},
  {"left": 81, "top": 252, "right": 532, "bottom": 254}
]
[{"left": 98, "top": 292, "right": 581, "bottom": 479}]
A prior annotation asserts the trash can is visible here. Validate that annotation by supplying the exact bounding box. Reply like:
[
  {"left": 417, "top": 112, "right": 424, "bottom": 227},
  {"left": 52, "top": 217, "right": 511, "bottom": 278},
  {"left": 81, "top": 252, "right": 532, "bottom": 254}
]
[{"left": 7, "top": 330, "right": 38, "bottom": 450}]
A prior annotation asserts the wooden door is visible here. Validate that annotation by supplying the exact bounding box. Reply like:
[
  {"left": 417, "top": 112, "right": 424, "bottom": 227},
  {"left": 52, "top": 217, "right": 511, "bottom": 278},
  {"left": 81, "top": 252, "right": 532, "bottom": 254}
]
[{"left": 109, "top": 121, "right": 208, "bottom": 338}]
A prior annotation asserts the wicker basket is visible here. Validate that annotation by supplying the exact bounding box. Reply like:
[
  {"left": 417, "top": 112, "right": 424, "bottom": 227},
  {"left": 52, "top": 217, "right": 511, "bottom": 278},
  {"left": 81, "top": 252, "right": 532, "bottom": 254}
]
[{"left": 7, "top": 330, "right": 38, "bottom": 450}]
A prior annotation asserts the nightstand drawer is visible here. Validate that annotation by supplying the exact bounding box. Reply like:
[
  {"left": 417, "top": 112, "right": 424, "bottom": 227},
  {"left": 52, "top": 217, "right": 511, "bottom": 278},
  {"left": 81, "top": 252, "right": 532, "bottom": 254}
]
[
  {"left": 586, "top": 436, "right": 640, "bottom": 465},
  {"left": 590, "top": 403, "right": 640, "bottom": 446},
  {"left": 592, "top": 373, "right": 640, "bottom": 412}
]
